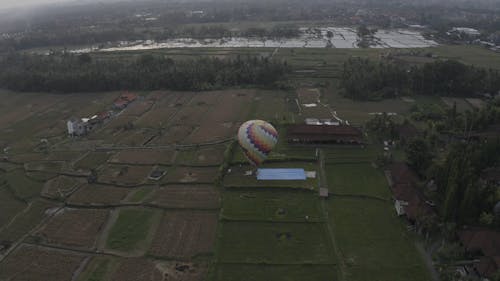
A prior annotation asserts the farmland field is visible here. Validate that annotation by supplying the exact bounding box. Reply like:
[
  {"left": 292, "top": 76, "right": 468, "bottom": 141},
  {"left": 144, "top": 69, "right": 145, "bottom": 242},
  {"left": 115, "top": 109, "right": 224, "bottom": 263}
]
[
  {"left": 35, "top": 208, "right": 109, "bottom": 249},
  {"left": 325, "top": 163, "right": 391, "bottom": 199},
  {"left": 1, "top": 43, "right": 477, "bottom": 280},
  {"left": 148, "top": 185, "right": 220, "bottom": 209},
  {"left": 105, "top": 208, "right": 161, "bottom": 253},
  {"left": 67, "top": 184, "right": 131, "bottom": 205},
  {"left": 148, "top": 211, "right": 218, "bottom": 258},
  {"left": 216, "top": 221, "right": 335, "bottom": 264},
  {"left": 327, "top": 198, "right": 430, "bottom": 281},
  {"left": 0, "top": 244, "right": 87, "bottom": 281}
]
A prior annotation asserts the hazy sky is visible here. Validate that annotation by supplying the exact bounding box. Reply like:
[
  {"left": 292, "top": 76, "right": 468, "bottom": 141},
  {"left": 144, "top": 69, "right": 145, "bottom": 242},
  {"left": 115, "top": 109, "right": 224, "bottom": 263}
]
[{"left": 0, "top": 0, "right": 76, "bottom": 9}]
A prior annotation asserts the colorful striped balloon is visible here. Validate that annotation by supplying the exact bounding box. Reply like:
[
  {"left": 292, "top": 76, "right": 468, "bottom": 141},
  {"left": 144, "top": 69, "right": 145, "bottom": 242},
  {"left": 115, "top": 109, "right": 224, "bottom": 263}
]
[{"left": 237, "top": 120, "right": 278, "bottom": 166}]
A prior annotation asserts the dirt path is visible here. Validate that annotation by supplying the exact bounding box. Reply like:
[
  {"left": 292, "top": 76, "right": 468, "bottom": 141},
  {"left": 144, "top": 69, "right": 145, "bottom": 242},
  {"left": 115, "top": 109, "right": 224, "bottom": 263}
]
[
  {"left": 415, "top": 241, "right": 440, "bottom": 281},
  {"left": 318, "top": 149, "right": 346, "bottom": 281}
]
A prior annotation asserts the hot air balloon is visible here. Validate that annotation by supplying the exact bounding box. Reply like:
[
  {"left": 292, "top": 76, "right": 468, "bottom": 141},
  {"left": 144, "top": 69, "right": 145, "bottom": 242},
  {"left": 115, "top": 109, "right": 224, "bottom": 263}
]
[{"left": 237, "top": 120, "right": 278, "bottom": 166}]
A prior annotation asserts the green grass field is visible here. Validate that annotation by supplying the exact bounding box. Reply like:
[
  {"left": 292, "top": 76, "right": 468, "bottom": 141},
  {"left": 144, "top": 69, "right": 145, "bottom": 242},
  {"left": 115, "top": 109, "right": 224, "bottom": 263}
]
[
  {"left": 213, "top": 264, "right": 339, "bottom": 281},
  {"left": 1, "top": 169, "right": 44, "bottom": 199},
  {"left": 325, "top": 163, "right": 391, "bottom": 199},
  {"left": 217, "top": 221, "right": 335, "bottom": 264},
  {"left": 221, "top": 189, "right": 323, "bottom": 222},
  {"left": 327, "top": 198, "right": 430, "bottom": 281},
  {"left": 106, "top": 208, "right": 159, "bottom": 252},
  {"left": 77, "top": 257, "right": 119, "bottom": 281}
]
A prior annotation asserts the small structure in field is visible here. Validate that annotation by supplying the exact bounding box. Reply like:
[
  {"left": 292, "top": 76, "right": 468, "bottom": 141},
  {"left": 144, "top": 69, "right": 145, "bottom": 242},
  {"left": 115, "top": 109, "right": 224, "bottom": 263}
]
[
  {"left": 149, "top": 169, "right": 166, "bottom": 181},
  {"left": 319, "top": 188, "right": 329, "bottom": 198},
  {"left": 113, "top": 92, "right": 138, "bottom": 110},
  {"left": 67, "top": 118, "right": 87, "bottom": 136},
  {"left": 256, "top": 168, "right": 307, "bottom": 180},
  {"left": 287, "top": 124, "right": 363, "bottom": 144},
  {"left": 458, "top": 227, "right": 500, "bottom": 279}
]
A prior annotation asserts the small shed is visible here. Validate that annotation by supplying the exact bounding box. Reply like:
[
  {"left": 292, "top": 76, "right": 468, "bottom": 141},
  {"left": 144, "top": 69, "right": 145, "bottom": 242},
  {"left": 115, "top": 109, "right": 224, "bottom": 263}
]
[{"left": 319, "top": 188, "right": 329, "bottom": 198}]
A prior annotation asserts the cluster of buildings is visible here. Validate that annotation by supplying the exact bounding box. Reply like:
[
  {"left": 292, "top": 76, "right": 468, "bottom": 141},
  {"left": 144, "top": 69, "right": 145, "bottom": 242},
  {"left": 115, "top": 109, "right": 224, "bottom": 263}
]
[
  {"left": 67, "top": 92, "right": 137, "bottom": 137},
  {"left": 386, "top": 163, "right": 435, "bottom": 225}
]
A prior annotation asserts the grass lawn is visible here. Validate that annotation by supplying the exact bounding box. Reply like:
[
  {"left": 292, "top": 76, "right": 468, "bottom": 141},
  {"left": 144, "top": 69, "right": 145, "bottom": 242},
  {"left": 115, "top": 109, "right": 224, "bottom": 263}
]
[
  {"left": 105, "top": 208, "right": 160, "bottom": 252},
  {"left": 325, "top": 163, "right": 391, "bottom": 199},
  {"left": 328, "top": 198, "right": 430, "bottom": 281},
  {"left": 213, "top": 264, "right": 338, "bottom": 281},
  {"left": 323, "top": 146, "right": 380, "bottom": 164},
  {"left": 217, "top": 221, "right": 335, "bottom": 264},
  {"left": 221, "top": 189, "right": 323, "bottom": 222},
  {"left": 1, "top": 169, "right": 44, "bottom": 199}
]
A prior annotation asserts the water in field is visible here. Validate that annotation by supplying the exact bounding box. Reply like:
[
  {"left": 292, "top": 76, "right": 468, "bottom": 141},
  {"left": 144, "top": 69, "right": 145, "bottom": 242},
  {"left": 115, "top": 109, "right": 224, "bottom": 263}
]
[{"left": 69, "top": 27, "right": 437, "bottom": 53}]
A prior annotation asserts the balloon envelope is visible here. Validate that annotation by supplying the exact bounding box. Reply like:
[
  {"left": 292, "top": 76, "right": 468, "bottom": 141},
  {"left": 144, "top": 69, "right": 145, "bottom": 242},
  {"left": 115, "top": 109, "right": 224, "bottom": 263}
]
[{"left": 237, "top": 120, "right": 278, "bottom": 166}]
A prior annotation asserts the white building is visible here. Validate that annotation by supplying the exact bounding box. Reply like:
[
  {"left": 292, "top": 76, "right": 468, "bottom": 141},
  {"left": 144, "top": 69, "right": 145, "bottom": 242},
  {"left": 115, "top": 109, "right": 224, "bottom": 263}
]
[
  {"left": 67, "top": 118, "right": 87, "bottom": 136},
  {"left": 450, "top": 27, "right": 480, "bottom": 36}
]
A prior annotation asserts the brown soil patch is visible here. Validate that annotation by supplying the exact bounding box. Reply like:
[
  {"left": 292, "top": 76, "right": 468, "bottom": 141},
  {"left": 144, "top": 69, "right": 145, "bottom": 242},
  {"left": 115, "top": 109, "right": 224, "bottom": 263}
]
[
  {"left": 67, "top": 184, "right": 130, "bottom": 206},
  {"left": 109, "top": 149, "right": 176, "bottom": 165},
  {"left": 149, "top": 211, "right": 218, "bottom": 258},
  {"left": 34, "top": 208, "right": 109, "bottom": 250},
  {"left": 149, "top": 185, "right": 220, "bottom": 209},
  {"left": 98, "top": 164, "right": 153, "bottom": 186},
  {"left": 0, "top": 244, "right": 86, "bottom": 281}
]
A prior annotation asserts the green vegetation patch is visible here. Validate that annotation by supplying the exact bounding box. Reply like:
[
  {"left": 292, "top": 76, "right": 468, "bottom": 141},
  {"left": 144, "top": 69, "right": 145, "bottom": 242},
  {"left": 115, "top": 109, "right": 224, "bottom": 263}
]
[
  {"left": 1, "top": 169, "right": 44, "bottom": 199},
  {"left": 106, "top": 208, "right": 159, "bottom": 252},
  {"left": 74, "top": 151, "right": 111, "bottom": 170},
  {"left": 213, "top": 264, "right": 338, "bottom": 281},
  {"left": 325, "top": 163, "right": 391, "bottom": 199},
  {"left": 77, "top": 257, "right": 119, "bottom": 281},
  {"left": 0, "top": 199, "right": 58, "bottom": 241},
  {"left": 328, "top": 198, "right": 429, "bottom": 281},
  {"left": 221, "top": 189, "right": 323, "bottom": 222},
  {"left": 217, "top": 221, "right": 335, "bottom": 264},
  {"left": 126, "top": 187, "right": 154, "bottom": 203},
  {"left": 0, "top": 185, "right": 26, "bottom": 227}
]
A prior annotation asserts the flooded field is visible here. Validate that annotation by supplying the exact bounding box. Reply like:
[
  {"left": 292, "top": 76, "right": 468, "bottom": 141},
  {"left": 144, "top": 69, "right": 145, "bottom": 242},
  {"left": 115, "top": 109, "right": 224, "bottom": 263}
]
[{"left": 70, "top": 27, "right": 437, "bottom": 53}]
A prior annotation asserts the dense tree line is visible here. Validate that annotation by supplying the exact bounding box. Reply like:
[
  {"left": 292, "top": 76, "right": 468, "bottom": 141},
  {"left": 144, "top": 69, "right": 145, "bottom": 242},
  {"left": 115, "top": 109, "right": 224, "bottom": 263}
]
[
  {"left": 0, "top": 53, "right": 290, "bottom": 92},
  {"left": 340, "top": 58, "right": 500, "bottom": 100}
]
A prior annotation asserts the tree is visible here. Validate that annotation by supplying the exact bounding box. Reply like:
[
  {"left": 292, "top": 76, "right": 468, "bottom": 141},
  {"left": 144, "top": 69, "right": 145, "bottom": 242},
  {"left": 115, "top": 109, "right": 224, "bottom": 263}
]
[{"left": 406, "top": 138, "right": 432, "bottom": 176}]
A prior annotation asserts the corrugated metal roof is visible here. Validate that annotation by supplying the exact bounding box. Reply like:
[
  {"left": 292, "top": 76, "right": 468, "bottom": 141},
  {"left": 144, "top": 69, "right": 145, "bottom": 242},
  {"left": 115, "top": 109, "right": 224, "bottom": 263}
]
[{"left": 257, "top": 168, "right": 306, "bottom": 180}]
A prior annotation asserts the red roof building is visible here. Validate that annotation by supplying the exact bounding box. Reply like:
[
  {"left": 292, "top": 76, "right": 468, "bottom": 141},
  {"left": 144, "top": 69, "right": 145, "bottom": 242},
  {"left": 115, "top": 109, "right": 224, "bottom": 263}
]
[
  {"left": 387, "top": 163, "right": 435, "bottom": 222},
  {"left": 459, "top": 228, "right": 500, "bottom": 278}
]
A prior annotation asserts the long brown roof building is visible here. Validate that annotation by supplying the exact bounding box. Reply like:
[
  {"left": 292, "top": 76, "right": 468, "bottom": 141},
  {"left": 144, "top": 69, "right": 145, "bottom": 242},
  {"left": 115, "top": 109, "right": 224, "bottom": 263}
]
[{"left": 286, "top": 125, "right": 363, "bottom": 144}]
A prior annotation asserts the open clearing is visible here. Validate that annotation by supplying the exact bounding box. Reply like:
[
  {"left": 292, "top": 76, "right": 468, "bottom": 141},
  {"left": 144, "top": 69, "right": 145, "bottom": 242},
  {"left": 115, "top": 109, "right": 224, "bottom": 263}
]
[
  {"left": 105, "top": 208, "right": 161, "bottom": 253},
  {"left": 149, "top": 211, "right": 218, "bottom": 258},
  {"left": 67, "top": 184, "right": 131, "bottom": 206},
  {"left": 148, "top": 185, "right": 220, "bottom": 209},
  {"left": 217, "top": 221, "right": 335, "bottom": 264},
  {"left": 328, "top": 198, "right": 430, "bottom": 281},
  {"left": 35, "top": 208, "right": 109, "bottom": 250},
  {"left": 325, "top": 163, "right": 391, "bottom": 199},
  {"left": 221, "top": 189, "right": 323, "bottom": 222},
  {"left": 0, "top": 244, "right": 86, "bottom": 281},
  {"left": 214, "top": 264, "right": 338, "bottom": 281}
]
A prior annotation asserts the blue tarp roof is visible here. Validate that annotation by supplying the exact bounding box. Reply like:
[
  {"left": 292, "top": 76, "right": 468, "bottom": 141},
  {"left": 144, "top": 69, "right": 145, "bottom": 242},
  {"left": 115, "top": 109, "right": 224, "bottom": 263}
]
[{"left": 257, "top": 168, "right": 306, "bottom": 180}]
